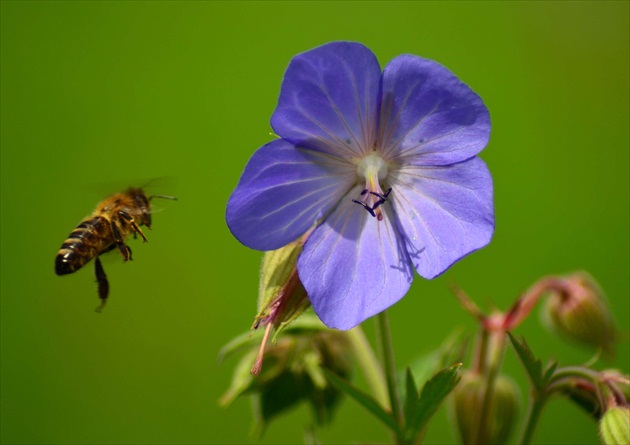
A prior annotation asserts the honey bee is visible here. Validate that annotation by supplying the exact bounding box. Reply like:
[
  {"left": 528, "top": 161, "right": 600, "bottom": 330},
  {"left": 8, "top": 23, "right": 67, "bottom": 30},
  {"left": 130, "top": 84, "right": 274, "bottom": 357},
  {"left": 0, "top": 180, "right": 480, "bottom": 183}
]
[{"left": 55, "top": 187, "right": 175, "bottom": 312}]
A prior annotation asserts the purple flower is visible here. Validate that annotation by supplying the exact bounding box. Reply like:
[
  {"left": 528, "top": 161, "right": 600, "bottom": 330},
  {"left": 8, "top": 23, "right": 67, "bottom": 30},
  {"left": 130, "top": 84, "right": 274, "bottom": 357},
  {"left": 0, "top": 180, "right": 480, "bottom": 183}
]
[{"left": 227, "top": 42, "right": 494, "bottom": 330}]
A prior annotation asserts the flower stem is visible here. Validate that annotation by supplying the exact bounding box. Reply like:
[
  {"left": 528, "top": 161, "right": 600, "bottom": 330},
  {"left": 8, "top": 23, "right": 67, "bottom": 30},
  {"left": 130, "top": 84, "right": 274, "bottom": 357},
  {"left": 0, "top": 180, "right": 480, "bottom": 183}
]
[
  {"left": 476, "top": 329, "right": 506, "bottom": 444},
  {"left": 347, "top": 326, "right": 389, "bottom": 409},
  {"left": 376, "top": 310, "right": 404, "bottom": 440},
  {"left": 519, "top": 394, "right": 547, "bottom": 445}
]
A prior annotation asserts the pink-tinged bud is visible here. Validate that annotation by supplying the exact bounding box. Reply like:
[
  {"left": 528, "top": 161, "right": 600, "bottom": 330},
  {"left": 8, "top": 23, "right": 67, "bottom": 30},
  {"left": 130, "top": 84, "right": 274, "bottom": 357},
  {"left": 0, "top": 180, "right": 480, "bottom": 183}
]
[
  {"left": 449, "top": 371, "right": 520, "bottom": 444},
  {"left": 602, "top": 370, "right": 630, "bottom": 408},
  {"left": 255, "top": 234, "right": 311, "bottom": 332},
  {"left": 599, "top": 406, "right": 630, "bottom": 445},
  {"left": 543, "top": 272, "right": 616, "bottom": 357},
  {"left": 251, "top": 235, "right": 312, "bottom": 374}
]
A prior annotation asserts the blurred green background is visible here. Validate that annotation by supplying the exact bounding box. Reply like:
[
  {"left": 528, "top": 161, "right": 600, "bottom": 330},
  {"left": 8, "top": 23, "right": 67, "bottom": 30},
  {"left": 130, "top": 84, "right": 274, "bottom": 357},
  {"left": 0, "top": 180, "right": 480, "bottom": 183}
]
[{"left": 1, "top": 1, "right": 628, "bottom": 444}]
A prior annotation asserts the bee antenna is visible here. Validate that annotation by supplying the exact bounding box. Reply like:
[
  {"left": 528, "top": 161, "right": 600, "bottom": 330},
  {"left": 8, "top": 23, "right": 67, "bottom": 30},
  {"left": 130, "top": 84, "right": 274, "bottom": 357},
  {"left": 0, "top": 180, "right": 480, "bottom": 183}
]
[{"left": 148, "top": 194, "right": 178, "bottom": 201}]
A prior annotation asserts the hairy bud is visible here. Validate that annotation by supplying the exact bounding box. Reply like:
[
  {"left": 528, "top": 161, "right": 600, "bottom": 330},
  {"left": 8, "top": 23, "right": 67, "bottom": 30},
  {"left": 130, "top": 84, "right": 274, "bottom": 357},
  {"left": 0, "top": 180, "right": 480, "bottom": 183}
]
[
  {"left": 543, "top": 272, "right": 616, "bottom": 356},
  {"left": 450, "top": 371, "right": 520, "bottom": 444},
  {"left": 599, "top": 406, "right": 630, "bottom": 445}
]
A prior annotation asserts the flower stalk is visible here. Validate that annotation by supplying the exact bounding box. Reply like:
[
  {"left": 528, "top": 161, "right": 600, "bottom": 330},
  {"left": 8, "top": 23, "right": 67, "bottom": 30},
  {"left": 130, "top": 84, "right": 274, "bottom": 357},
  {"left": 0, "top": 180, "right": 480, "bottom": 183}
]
[
  {"left": 346, "top": 326, "right": 389, "bottom": 409},
  {"left": 476, "top": 325, "right": 507, "bottom": 444},
  {"left": 519, "top": 393, "right": 548, "bottom": 445},
  {"left": 376, "top": 310, "right": 405, "bottom": 443}
]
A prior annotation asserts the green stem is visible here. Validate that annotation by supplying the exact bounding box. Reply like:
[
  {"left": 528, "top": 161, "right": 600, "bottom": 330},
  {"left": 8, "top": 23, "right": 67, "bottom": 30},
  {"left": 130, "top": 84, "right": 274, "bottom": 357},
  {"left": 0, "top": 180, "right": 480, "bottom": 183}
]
[
  {"left": 347, "top": 326, "right": 389, "bottom": 409},
  {"left": 472, "top": 328, "right": 489, "bottom": 374},
  {"left": 476, "top": 330, "right": 506, "bottom": 444},
  {"left": 376, "top": 310, "right": 404, "bottom": 442},
  {"left": 547, "top": 365, "right": 600, "bottom": 384},
  {"left": 519, "top": 393, "right": 547, "bottom": 445}
]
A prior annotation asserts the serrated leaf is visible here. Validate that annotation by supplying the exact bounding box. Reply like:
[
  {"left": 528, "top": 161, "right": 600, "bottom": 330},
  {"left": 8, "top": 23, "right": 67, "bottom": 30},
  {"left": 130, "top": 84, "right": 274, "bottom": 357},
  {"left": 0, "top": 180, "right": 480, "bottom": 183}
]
[
  {"left": 507, "top": 332, "right": 545, "bottom": 392},
  {"left": 323, "top": 369, "right": 402, "bottom": 435},
  {"left": 405, "top": 363, "right": 462, "bottom": 442},
  {"left": 401, "top": 329, "right": 469, "bottom": 396}
]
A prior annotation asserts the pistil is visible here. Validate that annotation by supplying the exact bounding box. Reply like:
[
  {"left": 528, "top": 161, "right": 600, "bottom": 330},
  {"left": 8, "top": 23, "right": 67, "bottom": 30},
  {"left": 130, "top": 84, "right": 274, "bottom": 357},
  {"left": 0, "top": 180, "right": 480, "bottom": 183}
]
[{"left": 353, "top": 152, "right": 391, "bottom": 221}]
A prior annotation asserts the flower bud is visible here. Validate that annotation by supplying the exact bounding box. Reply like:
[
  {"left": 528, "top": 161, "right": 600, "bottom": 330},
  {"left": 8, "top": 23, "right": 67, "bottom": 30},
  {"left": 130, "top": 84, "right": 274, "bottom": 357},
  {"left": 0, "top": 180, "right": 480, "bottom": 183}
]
[
  {"left": 543, "top": 272, "right": 616, "bottom": 356},
  {"left": 450, "top": 371, "right": 520, "bottom": 444},
  {"left": 251, "top": 236, "right": 312, "bottom": 374},
  {"left": 255, "top": 234, "right": 311, "bottom": 335},
  {"left": 599, "top": 406, "right": 630, "bottom": 445}
]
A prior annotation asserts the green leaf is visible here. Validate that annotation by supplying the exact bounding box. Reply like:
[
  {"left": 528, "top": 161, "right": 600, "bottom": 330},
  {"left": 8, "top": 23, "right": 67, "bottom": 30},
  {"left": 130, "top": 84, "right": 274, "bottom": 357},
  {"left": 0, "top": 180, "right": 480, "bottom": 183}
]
[
  {"left": 401, "top": 328, "right": 469, "bottom": 396},
  {"left": 404, "top": 367, "right": 419, "bottom": 431},
  {"left": 543, "top": 361, "right": 559, "bottom": 383},
  {"left": 218, "top": 314, "right": 326, "bottom": 365},
  {"left": 218, "top": 348, "right": 259, "bottom": 406},
  {"left": 323, "top": 369, "right": 402, "bottom": 435},
  {"left": 405, "top": 363, "right": 462, "bottom": 442},
  {"left": 217, "top": 329, "right": 262, "bottom": 364},
  {"left": 507, "top": 332, "right": 545, "bottom": 392}
]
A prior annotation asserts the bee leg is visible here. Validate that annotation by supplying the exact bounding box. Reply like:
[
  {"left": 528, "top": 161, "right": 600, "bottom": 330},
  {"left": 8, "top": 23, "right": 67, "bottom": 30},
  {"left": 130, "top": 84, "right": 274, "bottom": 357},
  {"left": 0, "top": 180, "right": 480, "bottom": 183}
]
[
  {"left": 94, "top": 257, "right": 109, "bottom": 313},
  {"left": 119, "top": 211, "right": 148, "bottom": 243},
  {"left": 141, "top": 208, "right": 152, "bottom": 230},
  {"left": 110, "top": 221, "right": 133, "bottom": 261}
]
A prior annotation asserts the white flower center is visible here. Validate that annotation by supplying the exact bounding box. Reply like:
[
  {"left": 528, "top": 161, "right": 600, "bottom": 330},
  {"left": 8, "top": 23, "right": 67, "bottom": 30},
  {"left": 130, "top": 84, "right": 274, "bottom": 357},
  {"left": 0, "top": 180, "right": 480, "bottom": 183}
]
[
  {"left": 357, "top": 151, "right": 389, "bottom": 184},
  {"left": 353, "top": 152, "right": 391, "bottom": 221}
]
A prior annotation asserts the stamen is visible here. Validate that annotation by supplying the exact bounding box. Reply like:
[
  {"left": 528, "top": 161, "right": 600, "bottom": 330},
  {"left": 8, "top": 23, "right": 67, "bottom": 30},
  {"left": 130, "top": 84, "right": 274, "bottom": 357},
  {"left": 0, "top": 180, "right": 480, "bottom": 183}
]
[
  {"left": 352, "top": 197, "right": 376, "bottom": 218},
  {"left": 352, "top": 187, "right": 392, "bottom": 220},
  {"left": 354, "top": 152, "right": 391, "bottom": 221}
]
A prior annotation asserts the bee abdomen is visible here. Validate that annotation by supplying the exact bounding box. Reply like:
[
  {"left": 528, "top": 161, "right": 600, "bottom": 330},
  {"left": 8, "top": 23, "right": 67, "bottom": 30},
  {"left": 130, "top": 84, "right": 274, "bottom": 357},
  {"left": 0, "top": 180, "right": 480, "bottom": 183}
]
[{"left": 55, "top": 216, "right": 111, "bottom": 275}]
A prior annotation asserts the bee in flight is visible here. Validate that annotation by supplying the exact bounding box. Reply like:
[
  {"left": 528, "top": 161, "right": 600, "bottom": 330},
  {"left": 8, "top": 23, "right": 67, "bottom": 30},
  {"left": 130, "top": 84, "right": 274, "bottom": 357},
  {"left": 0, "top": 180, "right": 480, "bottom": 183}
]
[{"left": 55, "top": 187, "right": 175, "bottom": 312}]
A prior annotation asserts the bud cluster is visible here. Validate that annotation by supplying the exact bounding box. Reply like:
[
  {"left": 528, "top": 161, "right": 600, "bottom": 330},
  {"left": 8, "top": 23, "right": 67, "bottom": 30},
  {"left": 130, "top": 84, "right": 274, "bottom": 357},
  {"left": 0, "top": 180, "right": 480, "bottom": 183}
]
[
  {"left": 219, "top": 315, "right": 354, "bottom": 432},
  {"left": 450, "top": 371, "right": 520, "bottom": 444},
  {"left": 450, "top": 272, "right": 624, "bottom": 445}
]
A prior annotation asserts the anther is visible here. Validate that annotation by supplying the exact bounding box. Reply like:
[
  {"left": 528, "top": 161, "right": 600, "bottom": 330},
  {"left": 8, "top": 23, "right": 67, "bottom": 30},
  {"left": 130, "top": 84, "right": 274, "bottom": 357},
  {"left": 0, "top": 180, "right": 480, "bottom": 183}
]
[
  {"left": 352, "top": 199, "right": 376, "bottom": 217},
  {"left": 352, "top": 187, "right": 392, "bottom": 220}
]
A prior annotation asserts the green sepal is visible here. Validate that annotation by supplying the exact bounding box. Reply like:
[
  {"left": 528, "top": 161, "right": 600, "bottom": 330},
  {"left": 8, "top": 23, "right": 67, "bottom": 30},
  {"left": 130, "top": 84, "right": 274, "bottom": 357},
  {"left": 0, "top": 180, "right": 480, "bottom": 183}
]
[
  {"left": 255, "top": 240, "right": 311, "bottom": 338},
  {"left": 257, "top": 239, "right": 302, "bottom": 313},
  {"left": 599, "top": 407, "right": 630, "bottom": 445}
]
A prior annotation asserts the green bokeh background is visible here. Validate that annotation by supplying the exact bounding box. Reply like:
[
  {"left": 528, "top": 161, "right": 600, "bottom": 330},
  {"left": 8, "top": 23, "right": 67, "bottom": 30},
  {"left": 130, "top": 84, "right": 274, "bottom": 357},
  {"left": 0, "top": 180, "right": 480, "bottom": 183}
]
[{"left": 1, "top": 2, "right": 628, "bottom": 444}]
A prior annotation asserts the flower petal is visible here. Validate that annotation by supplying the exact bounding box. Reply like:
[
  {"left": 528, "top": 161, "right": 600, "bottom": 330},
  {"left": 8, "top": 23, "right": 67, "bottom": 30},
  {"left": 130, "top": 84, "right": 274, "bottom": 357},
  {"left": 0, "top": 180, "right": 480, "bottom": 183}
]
[
  {"left": 390, "top": 157, "right": 494, "bottom": 279},
  {"left": 298, "top": 188, "right": 414, "bottom": 330},
  {"left": 226, "top": 139, "right": 355, "bottom": 250},
  {"left": 271, "top": 42, "right": 382, "bottom": 158},
  {"left": 379, "top": 55, "right": 490, "bottom": 165}
]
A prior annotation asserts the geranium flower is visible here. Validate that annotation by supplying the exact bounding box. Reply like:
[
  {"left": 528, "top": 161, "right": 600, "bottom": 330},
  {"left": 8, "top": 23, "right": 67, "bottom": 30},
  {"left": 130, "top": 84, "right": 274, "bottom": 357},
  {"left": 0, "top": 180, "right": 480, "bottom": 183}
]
[{"left": 227, "top": 42, "right": 494, "bottom": 330}]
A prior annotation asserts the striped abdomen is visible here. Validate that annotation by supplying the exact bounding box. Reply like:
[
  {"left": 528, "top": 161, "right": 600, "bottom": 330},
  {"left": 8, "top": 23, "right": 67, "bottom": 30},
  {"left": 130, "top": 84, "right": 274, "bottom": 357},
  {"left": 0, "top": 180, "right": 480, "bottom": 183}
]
[{"left": 55, "top": 216, "right": 114, "bottom": 275}]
